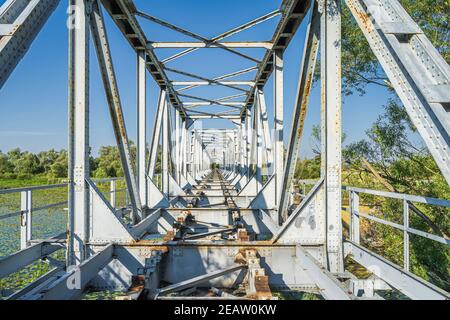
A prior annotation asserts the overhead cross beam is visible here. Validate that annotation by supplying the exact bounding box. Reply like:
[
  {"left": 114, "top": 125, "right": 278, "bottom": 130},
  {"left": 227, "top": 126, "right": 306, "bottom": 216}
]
[
  {"left": 177, "top": 67, "right": 258, "bottom": 93},
  {"left": 240, "top": 0, "right": 311, "bottom": 117},
  {"left": 184, "top": 93, "right": 248, "bottom": 110},
  {"left": 100, "top": 0, "right": 186, "bottom": 117},
  {"left": 136, "top": 11, "right": 263, "bottom": 63},
  {"left": 148, "top": 42, "right": 273, "bottom": 49},
  {"left": 165, "top": 66, "right": 249, "bottom": 93},
  {"left": 179, "top": 93, "right": 245, "bottom": 109},
  {"left": 161, "top": 9, "right": 282, "bottom": 64}
]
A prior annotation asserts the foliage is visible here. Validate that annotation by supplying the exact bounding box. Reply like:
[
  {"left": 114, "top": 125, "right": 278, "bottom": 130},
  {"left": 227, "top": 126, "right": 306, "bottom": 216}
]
[
  {"left": 294, "top": 156, "right": 321, "bottom": 180},
  {"left": 343, "top": 100, "right": 450, "bottom": 289},
  {"left": 303, "top": 0, "right": 450, "bottom": 289},
  {"left": 340, "top": 0, "right": 449, "bottom": 96},
  {"left": 0, "top": 140, "right": 164, "bottom": 182},
  {"left": 0, "top": 148, "right": 67, "bottom": 180}
]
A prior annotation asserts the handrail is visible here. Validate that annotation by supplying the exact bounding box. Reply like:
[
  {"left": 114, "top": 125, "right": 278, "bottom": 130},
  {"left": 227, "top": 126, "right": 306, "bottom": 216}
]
[
  {"left": 341, "top": 207, "right": 449, "bottom": 245},
  {"left": 0, "top": 177, "right": 129, "bottom": 248},
  {"left": 343, "top": 186, "right": 450, "bottom": 207},
  {"left": 0, "top": 177, "right": 126, "bottom": 195},
  {"left": 0, "top": 183, "right": 67, "bottom": 195},
  {"left": 343, "top": 187, "right": 449, "bottom": 272}
]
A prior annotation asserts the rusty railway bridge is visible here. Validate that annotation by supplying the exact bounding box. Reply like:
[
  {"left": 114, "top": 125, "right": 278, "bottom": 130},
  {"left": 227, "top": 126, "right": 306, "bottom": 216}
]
[{"left": 0, "top": 0, "right": 449, "bottom": 300}]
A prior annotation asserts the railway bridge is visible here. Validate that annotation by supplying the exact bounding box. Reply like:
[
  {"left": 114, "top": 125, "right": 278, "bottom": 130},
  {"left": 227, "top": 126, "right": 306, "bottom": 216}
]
[{"left": 0, "top": 0, "right": 449, "bottom": 300}]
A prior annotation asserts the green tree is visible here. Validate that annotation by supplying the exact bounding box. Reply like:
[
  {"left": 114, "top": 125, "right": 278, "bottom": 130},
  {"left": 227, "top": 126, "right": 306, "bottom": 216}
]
[
  {"left": 48, "top": 150, "right": 68, "bottom": 178},
  {"left": 0, "top": 151, "right": 14, "bottom": 178},
  {"left": 323, "top": 1, "right": 450, "bottom": 288},
  {"left": 93, "top": 146, "right": 124, "bottom": 178},
  {"left": 13, "top": 152, "right": 43, "bottom": 178},
  {"left": 341, "top": 0, "right": 449, "bottom": 96}
]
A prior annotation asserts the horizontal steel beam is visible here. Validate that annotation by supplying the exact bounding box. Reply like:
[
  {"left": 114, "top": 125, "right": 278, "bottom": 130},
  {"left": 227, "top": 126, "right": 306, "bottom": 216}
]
[
  {"left": 183, "top": 102, "right": 244, "bottom": 107},
  {"left": 177, "top": 67, "right": 257, "bottom": 93},
  {"left": 172, "top": 81, "right": 255, "bottom": 87},
  {"left": 148, "top": 41, "right": 272, "bottom": 49},
  {"left": 161, "top": 10, "right": 281, "bottom": 63},
  {"left": 156, "top": 264, "right": 247, "bottom": 297},
  {"left": 183, "top": 227, "right": 236, "bottom": 240},
  {"left": 343, "top": 186, "right": 450, "bottom": 207},
  {"left": 0, "top": 233, "right": 65, "bottom": 278},
  {"left": 188, "top": 115, "right": 241, "bottom": 120}
]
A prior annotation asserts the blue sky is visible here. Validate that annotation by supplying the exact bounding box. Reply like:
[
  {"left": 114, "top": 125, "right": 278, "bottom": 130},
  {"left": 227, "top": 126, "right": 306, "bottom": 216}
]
[{"left": 0, "top": 0, "right": 392, "bottom": 158}]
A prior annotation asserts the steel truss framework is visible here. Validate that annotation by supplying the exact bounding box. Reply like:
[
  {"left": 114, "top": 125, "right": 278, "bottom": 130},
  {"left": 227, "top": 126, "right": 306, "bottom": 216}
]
[{"left": 0, "top": 0, "right": 449, "bottom": 300}]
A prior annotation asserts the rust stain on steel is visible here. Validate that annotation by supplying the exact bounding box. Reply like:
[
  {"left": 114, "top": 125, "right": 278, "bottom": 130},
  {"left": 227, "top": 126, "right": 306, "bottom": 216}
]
[
  {"left": 347, "top": 1, "right": 373, "bottom": 33},
  {"left": 163, "top": 230, "right": 175, "bottom": 242},
  {"left": 129, "top": 275, "right": 145, "bottom": 293},
  {"left": 297, "top": 72, "right": 314, "bottom": 137},
  {"left": 253, "top": 275, "right": 272, "bottom": 299}
]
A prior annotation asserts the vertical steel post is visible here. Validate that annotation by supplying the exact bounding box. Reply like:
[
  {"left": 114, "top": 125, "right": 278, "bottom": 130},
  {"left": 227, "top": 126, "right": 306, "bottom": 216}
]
[
  {"left": 249, "top": 104, "right": 258, "bottom": 181},
  {"left": 257, "top": 89, "right": 273, "bottom": 174},
  {"left": 110, "top": 179, "right": 116, "bottom": 208},
  {"left": 192, "top": 131, "right": 196, "bottom": 178},
  {"left": 68, "top": 0, "right": 90, "bottom": 265},
  {"left": 274, "top": 50, "right": 284, "bottom": 209},
  {"left": 20, "top": 190, "right": 32, "bottom": 250},
  {"left": 180, "top": 119, "right": 186, "bottom": 177},
  {"left": 256, "top": 96, "right": 264, "bottom": 191},
  {"left": 321, "top": 0, "right": 344, "bottom": 273},
  {"left": 240, "top": 122, "right": 245, "bottom": 175},
  {"left": 175, "top": 109, "right": 181, "bottom": 183},
  {"left": 137, "top": 50, "right": 147, "bottom": 207},
  {"left": 350, "top": 191, "right": 360, "bottom": 244},
  {"left": 246, "top": 110, "right": 252, "bottom": 181},
  {"left": 403, "top": 199, "right": 410, "bottom": 271},
  {"left": 148, "top": 90, "right": 166, "bottom": 178},
  {"left": 162, "top": 100, "right": 169, "bottom": 195},
  {"left": 188, "top": 131, "right": 193, "bottom": 175},
  {"left": 234, "top": 130, "right": 239, "bottom": 173}
]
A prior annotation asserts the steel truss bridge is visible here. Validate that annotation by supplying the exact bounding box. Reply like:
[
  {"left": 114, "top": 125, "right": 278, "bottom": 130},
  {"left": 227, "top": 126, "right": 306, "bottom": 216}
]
[{"left": 0, "top": 0, "right": 449, "bottom": 300}]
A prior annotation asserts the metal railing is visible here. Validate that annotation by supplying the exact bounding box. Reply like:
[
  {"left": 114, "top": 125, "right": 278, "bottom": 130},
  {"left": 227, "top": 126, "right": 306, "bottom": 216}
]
[
  {"left": 91, "top": 177, "right": 128, "bottom": 209},
  {"left": 342, "top": 186, "right": 450, "bottom": 272},
  {"left": 296, "top": 180, "right": 450, "bottom": 271},
  {"left": 0, "top": 178, "right": 127, "bottom": 250},
  {"left": 294, "top": 179, "right": 450, "bottom": 272}
]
